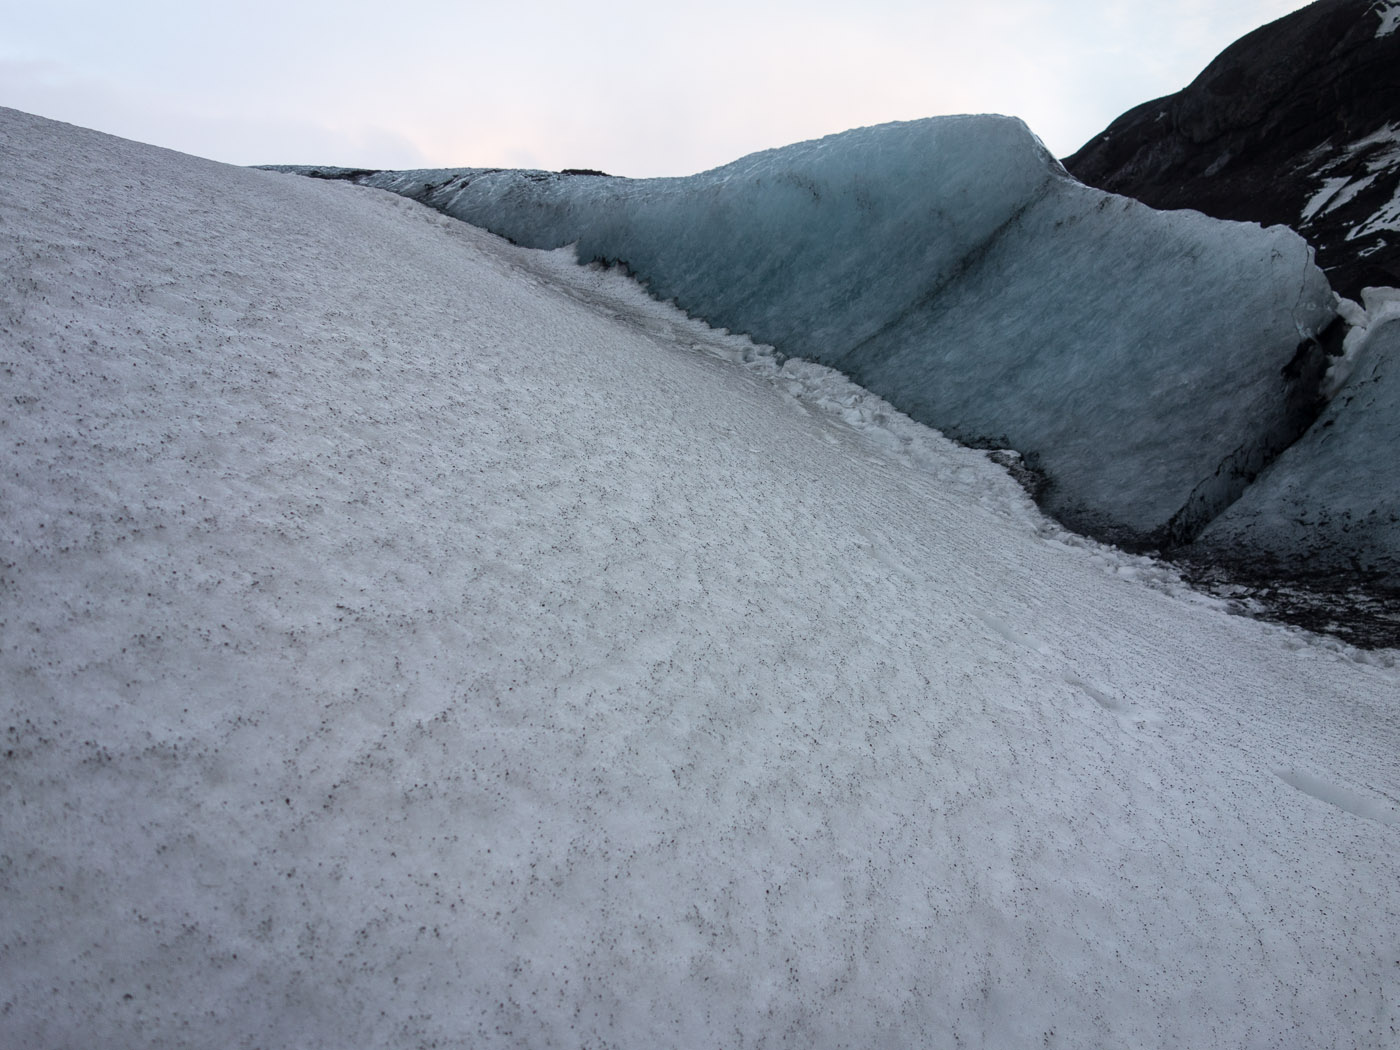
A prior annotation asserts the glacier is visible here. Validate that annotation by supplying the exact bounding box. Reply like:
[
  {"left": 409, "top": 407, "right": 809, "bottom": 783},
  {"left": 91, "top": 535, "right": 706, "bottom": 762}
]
[
  {"left": 277, "top": 115, "right": 1337, "bottom": 550},
  {"left": 1193, "top": 293, "right": 1400, "bottom": 604}
]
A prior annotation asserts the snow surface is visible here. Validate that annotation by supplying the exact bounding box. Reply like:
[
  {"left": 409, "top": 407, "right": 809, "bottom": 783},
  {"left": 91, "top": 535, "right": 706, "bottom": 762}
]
[
  {"left": 1376, "top": 0, "right": 1400, "bottom": 38},
  {"left": 3, "top": 107, "right": 1400, "bottom": 1049},
  {"left": 1343, "top": 125, "right": 1400, "bottom": 242},
  {"left": 318, "top": 116, "right": 1336, "bottom": 550},
  {"left": 1302, "top": 174, "right": 1380, "bottom": 224},
  {"left": 1351, "top": 189, "right": 1400, "bottom": 242},
  {"left": 1300, "top": 175, "right": 1355, "bottom": 224}
]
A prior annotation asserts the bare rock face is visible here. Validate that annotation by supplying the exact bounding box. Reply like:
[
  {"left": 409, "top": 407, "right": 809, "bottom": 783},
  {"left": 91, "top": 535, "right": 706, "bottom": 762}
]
[{"left": 1064, "top": 0, "right": 1400, "bottom": 301}]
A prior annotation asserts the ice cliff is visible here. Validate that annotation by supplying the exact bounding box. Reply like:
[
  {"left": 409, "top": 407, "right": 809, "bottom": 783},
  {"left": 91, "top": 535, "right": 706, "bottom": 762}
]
[
  {"left": 276, "top": 116, "right": 1335, "bottom": 551},
  {"left": 1194, "top": 291, "right": 1400, "bottom": 594}
]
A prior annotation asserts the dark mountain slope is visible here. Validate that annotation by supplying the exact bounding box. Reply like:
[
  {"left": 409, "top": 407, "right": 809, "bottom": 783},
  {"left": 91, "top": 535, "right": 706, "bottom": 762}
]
[{"left": 1064, "top": 0, "right": 1400, "bottom": 300}]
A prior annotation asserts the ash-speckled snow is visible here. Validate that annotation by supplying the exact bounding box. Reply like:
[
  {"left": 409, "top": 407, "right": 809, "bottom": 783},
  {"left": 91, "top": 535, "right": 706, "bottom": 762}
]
[{"left": 2, "top": 107, "right": 1399, "bottom": 1049}]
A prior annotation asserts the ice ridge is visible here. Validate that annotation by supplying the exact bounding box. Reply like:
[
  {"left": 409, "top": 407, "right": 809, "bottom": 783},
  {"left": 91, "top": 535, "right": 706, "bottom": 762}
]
[{"left": 273, "top": 116, "right": 1336, "bottom": 550}]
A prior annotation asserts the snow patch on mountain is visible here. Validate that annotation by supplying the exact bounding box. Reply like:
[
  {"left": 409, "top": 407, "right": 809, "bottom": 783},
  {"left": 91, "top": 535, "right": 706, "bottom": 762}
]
[
  {"left": 1350, "top": 187, "right": 1400, "bottom": 241},
  {"left": 1298, "top": 122, "right": 1400, "bottom": 243},
  {"left": 1374, "top": 0, "right": 1400, "bottom": 37},
  {"left": 1300, "top": 176, "right": 1354, "bottom": 223}
]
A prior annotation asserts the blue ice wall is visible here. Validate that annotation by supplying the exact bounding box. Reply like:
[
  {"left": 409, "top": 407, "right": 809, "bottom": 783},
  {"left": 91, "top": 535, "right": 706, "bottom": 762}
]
[
  {"left": 321, "top": 116, "right": 1337, "bottom": 548},
  {"left": 1195, "top": 316, "right": 1400, "bottom": 587}
]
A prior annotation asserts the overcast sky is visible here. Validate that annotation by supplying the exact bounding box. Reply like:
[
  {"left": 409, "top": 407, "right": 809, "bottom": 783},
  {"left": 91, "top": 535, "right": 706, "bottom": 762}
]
[{"left": 1, "top": 0, "right": 1312, "bottom": 176}]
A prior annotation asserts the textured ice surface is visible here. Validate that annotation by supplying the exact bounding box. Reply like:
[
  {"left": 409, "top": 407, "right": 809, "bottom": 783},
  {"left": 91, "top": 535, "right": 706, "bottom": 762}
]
[
  {"left": 1196, "top": 298, "right": 1400, "bottom": 587},
  {"left": 336, "top": 116, "right": 1336, "bottom": 548}
]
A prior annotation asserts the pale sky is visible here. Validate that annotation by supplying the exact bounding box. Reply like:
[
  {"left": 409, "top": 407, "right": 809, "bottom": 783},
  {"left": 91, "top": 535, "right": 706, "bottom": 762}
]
[{"left": 1, "top": 0, "right": 1312, "bottom": 177}]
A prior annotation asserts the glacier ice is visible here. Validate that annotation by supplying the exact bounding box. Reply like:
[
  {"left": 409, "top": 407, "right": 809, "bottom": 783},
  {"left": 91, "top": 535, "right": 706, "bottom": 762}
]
[
  {"left": 305, "top": 116, "right": 1335, "bottom": 550},
  {"left": 1195, "top": 307, "right": 1400, "bottom": 590}
]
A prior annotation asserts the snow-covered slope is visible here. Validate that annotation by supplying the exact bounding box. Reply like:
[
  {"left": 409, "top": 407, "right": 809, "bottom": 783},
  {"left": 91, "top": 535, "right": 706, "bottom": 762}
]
[
  {"left": 3, "top": 107, "right": 1399, "bottom": 1049},
  {"left": 276, "top": 116, "right": 1335, "bottom": 551}
]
